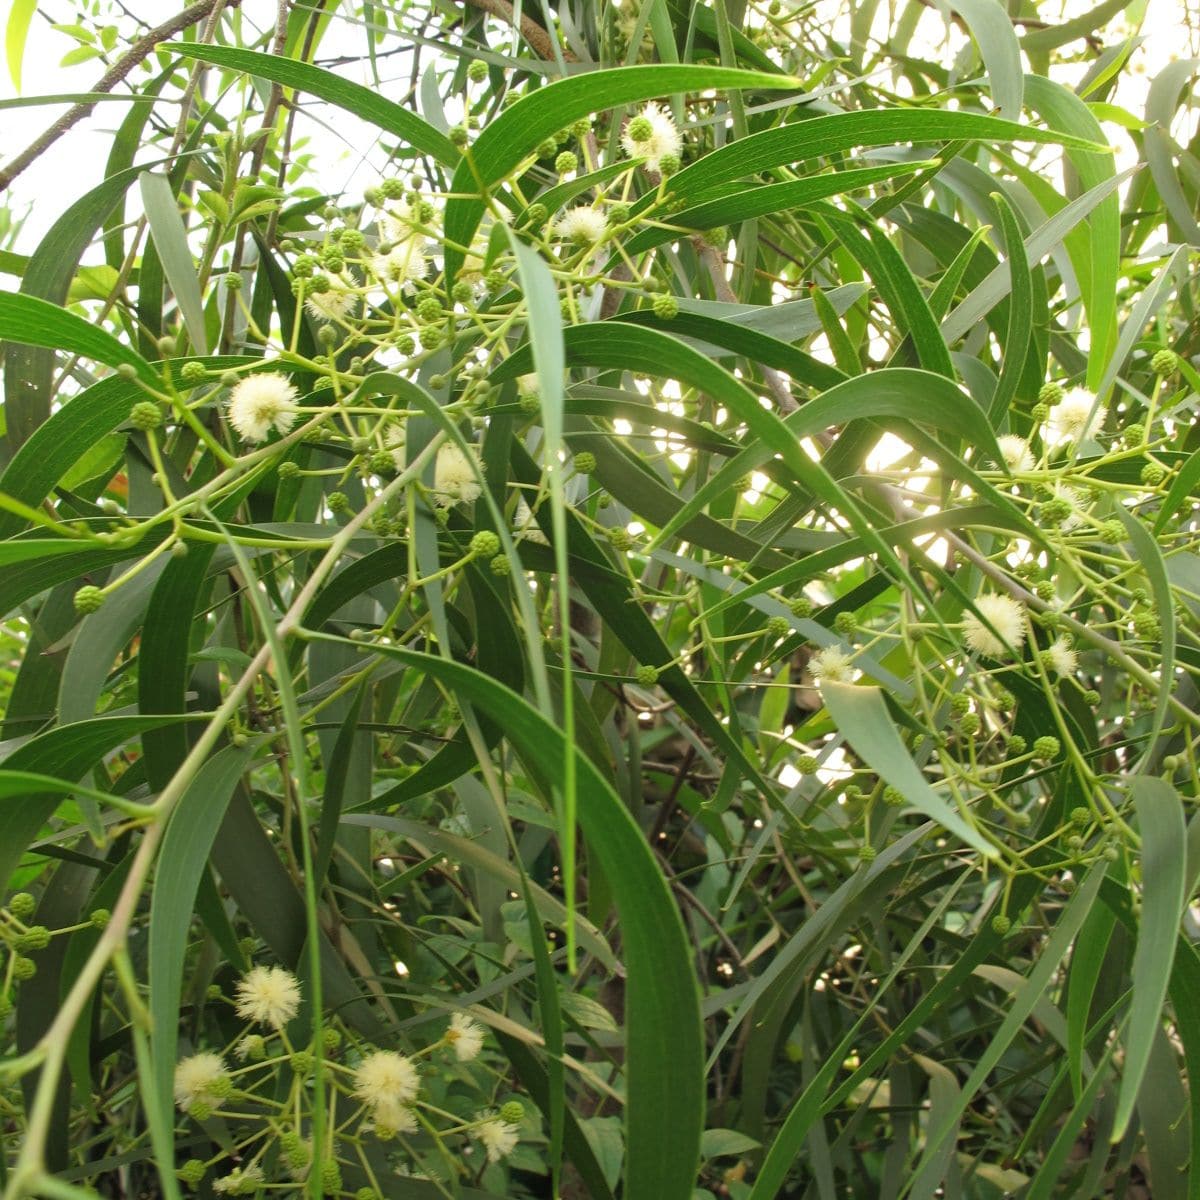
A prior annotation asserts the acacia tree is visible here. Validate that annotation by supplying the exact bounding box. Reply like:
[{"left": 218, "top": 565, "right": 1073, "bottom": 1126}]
[{"left": 0, "top": 1, "right": 1198, "bottom": 1197}]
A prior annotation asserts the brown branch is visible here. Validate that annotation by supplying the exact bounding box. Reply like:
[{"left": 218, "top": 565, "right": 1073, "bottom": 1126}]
[
  {"left": 461, "top": 0, "right": 576, "bottom": 62},
  {"left": 0, "top": 0, "right": 243, "bottom": 194}
]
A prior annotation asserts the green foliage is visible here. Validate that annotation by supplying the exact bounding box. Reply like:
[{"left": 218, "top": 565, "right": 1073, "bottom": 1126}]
[{"left": 0, "top": 2, "right": 1198, "bottom": 1198}]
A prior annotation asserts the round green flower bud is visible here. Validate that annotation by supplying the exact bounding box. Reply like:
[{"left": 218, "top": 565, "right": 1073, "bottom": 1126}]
[
  {"left": 1030, "top": 402, "right": 1049, "bottom": 424},
  {"left": 537, "top": 137, "right": 558, "bottom": 158},
  {"left": 857, "top": 844, "right": 877, "bottom": 865},
  {"left": 525, "top": 202, "right": 548, "bottom": 227},
  {"left": 990, "top": 914, "right": 1011, "bottom": 937},
  {"left": 451, "top": 280, "right": 475, "bottom": 305},
  {"left": 652, "top": 294, "right": 679, "bottom": 320},
  {"left": 129, "top": 400, "right": 164, "bottom": 431},
  {"left": 1066, "top": 834, "right": 1085, "bottom": 851},
  {"left": 317, "top": 325, "right": 338, "bottom": 348},
  {"left": 1141, "top": 462, "right": 1166, "bottom": 486},
  {"left": 765, "top": 615, "right": 790, "bottom": 641},
  {"left": 8, "top": 893, "right": 35, "bottom": 921},
  {"left": 1008, "top": 734, "right": 1027, "bottom": 756},
  {"left": 1125, "top": 424, "right": 1146, "bottom": 447},
  {"left": 958, "top": 712, "right": 981, "bottom": 736},
  {"left": 277, "top": 461, "right": 300, "bottom": 482},
  {"left": 485, "top": 269, "right": 507, "bottom": 293},
  {"left": 320, "top": 1162, "right": 341, "bottom": 1195},
  {"left": 467, "top": 58, "right": 489, "bottom": 82},
  {"left": 499, "top": 1100, "right": 525, "bottom": 1124},
  {"left": 73, "top": 586, "right": 106, "bottom": 615},
  {"left": 355, "top": 1190, "right": 378, "bottom": 1200},
  {"left": 180, "top": 361, "right": 207, "bottom": 385},
  {"left": 1070, "top": 806, "right": 1090, "bottom": 828},
  {"left": 223, "top": 272, "right": 242, "bottom": 291},
  {"left": 470, "top": 530, "right": 501, "bottom": 559},
  {"left": 572, "top": 451, "right": 597, "bottom": 474},
  {"left": 322, "top": 1026, "right": 342, "bottom": 1052},
  {"left": 1083, "top": 689, "right": 1101, "bottom": 706},
  {"left": 240, "top": 1033, "right": 266, "bottom": 1059},
  {"left": 607, "top": 527, "right": 633, "bottom": 552},
  {"left": 12, "top": 956, "right": 36, "bottom": 981},
  {"left": 949, "top": 693, "right": 971, "bottom": 716},
  {"left": 570, "top": 117, "right": 592, "bottom": 138},
  {"left": 292, "top": 254, "right": 318, "bottom": 279},
  {"left": 1012, "top": 810, "right": 1032, "bottom": 829},
  {"left": 418, "top": 326, "right": 443, "bottom": 350},
  {"left": 788, "top": 596, "right": 814, "bottom": 619},
  {"left": 320, "top": 250, "right": 345, "bottom": 275},
  {"left": 607, "top": 203, "right": 630, "bottom": 226},
  {"left": 220, "top": 371, "right": 241, "bottom": 389},
  {"left": 634, "top": 665, "right": 659, "bottom": 687},
  {"left": 1150, "top": 348, "right": 1178, "bottom": 375},
  {"left": 188, "top": 1100, "right": 212, "bottom": 1120},
  {"left": 327, "top": 492, "right": 350, "bottom": 515},
  {"left": 394, "top": 335, "right": 415, "bottom": 357},
  {"left": 1040, "top": 498, "right": 1072, "bottom": 526},
  {"left": 490, "top": 554, "right": 512, "bottom": 577},
  {"left": 380, "top": 178, "right": 405, "bottom": 200},
  {"left": 626, "top": 115, "right": 654, "bottom": 142},
  {"left": 114, "top": 363, "right": 139, "bottom": 382},
  {"left": 156, "top": 335, "right": 177, "bottom": 357},
  {"left": 518, "top": 392, "right": 540, "bottom": 415},
  {"left": 1034, "top": 579, "right": 1056, "bottom": 602},
  {"left": 1033, "top": 735, "right": 1060, "bottom": 759},
  {"left": 15, "top": 926, "right": 50, "bottom": 953},
  {"left": 340, "top": 229, "right": 365, "bottom": 253},
  {"left": 417, "top": 298, "right": 443, "bottom": 325},
  {"left": 883, "top": 785, "right": 905, "bottom": 807},
  {"left": 280, "top": 1130, "right": 303, "bottom": 1157},
  {"left": 291, "top": 1050, "right": 314, "bottom": 1076},
  {"left": 1133, "top": 611, "right": 1161, "bottom": 639},
  {"left": 1038, "top": 382, "right": 1064, "bottom": 407},
  {"left": 178, "top": 1159, "right": 206, "bottom": 1186},
  {"left": 1098, "top": 519, "right": 1123, "bottom": 545},
  {"left": 367, "top": 449, "right": 395, "bottom": 476},
  {"left": 555, "top": 150, "right": 578, "bottom": 175},
  {"left": 657, "top": 153, "right": 681, "bottom": 177},
  {"left": 307, "top": 274, "right": 331, "bottom": 295},
  {"left": 1103, "top": 843, "right": 1120, "bottom": 861},
  {"left": 833, "top": 611, "right": 856, "bottom": 636},
  {"left": 796, "top": 755, "right": 819, "bottom": 775}
]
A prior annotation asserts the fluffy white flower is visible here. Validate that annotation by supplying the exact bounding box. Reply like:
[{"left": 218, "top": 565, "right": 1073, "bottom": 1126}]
[
  {"left": 809, "top": 645, "right": 856, "bottom": 684},
  {"left": 433, "top": 443, "right": 483, "bottom": 506},
  {"left": 962, "top": 593, "right": 1026, "bottom": 659},
  {"left": 1044, "top": 636, "right": 1078, "bottom": 676},
  {"left": 173, "top": 1052, "right": 228, "bottom": 1113},
  {"left": 369, "top": 1098, "right": 420, "bottom": 1137},
  {"left": 446, "top": 1012, "right": 485, "bottom": 1062},
  {"left": 353, "top": 1050, "right": 421, "bottom": 1110},
  {"left": 997, "top": 435, "right": 1033, "bottom": 473},
  {"left": 385, "top": 423, "right": 407, "bottom": 471},
  {"left": 474, "top": 1114, "right": 519, "bottom": 1163},
  {"left": 1047, "top": 388, "right": 1103, "bottom": 444},
  {"left": 621, "top": 101, "right": 683, "bottom": 173},
  {"left": 305, "top": 273, "right": 358, "bottom": 322},
  {"left": 212, "top": 1166, "right": 263, "bottom": 1195},
  {"left": 226, "top": 372, "right": 299, "bottom": 443},
  {"left": 234, "top": 965, "right": 301, "bottom": 1029},
  {"left": 514, "top": 497, "right": 548, "bottom": 544},
  {"left": 554, "top": 206, "right": 607, "bottom": 245},
  {"left": 368, "top": 240, "right": 428, "bottom": 284}
]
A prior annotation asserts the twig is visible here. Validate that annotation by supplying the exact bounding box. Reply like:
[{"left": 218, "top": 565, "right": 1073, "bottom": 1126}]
[
  {"left": 461, "top": 0, "right": 576, "bottom": 62},
  {"left": 0, "top": 0, "right": 244, "bottom": 194}
]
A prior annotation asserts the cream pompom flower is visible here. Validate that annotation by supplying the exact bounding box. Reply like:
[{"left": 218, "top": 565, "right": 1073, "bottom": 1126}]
[
  {"left": 353, "top": 1050, "right": 421, "bottom": 1111},
  {"left": 226, "top": 373, "right": 299, "bottom": 443},
  {"left": 445, "top": 1012, "right": 485, "bottom": 1062},
  {"left": 621, "top": 101, "right": 683, "bottom": 173},
  {"left": 368, "top": 241, "right": 429, "bottom": 285},
  {"left": 1047, "top": 388, "right": 1103, "bottom": 444},
  {"left": 305, "top": 274, "right": 358, "bottom": 322},
  {"left": 554, "top": 206, "right": 608, "bottom": 245},
  {"left": 996, "top": 435, "right": 1033, "bottom": 473},
  {"left": 962, "top": 593, "right": 1026, "bottom": 659},
  {"left": 474, "top": 1113, "right": 519, "bottom": 1163},
  {"left": 369, "top": 1099, "right": 419, "bottom": 1138},
  {"left": 433, "top": 443, "right": 483, "bottom": 506},
  {"left": 173, "top": 1052, "right": 229, "bottom": 1113},
  {"left": 234, "top": 965, "right": 301, "bottom": 1029},
  {"left": 809, "top": 645, "right": 856, "bottom": 685},
  {"left": 213, "top": 1166, "right": 264, "bottom": 1195},
  {"left": 514, "top": 497, "right": 548, "bottom": 545},
  {"left": 1043, "top": 636, "right": 1078, "bottom": 676}
]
